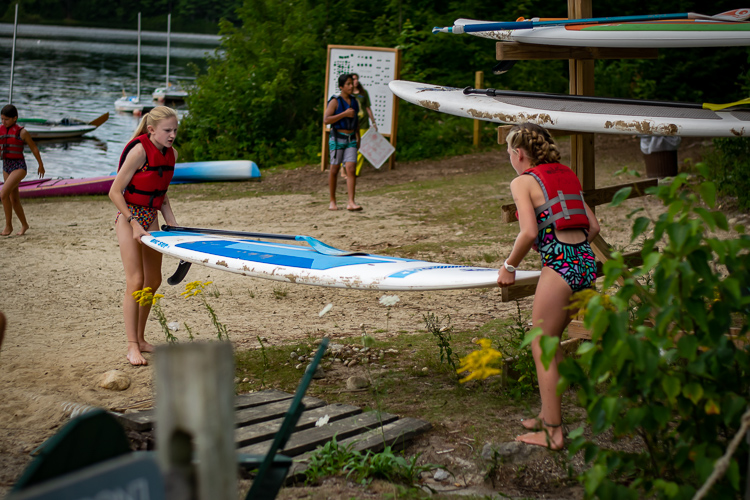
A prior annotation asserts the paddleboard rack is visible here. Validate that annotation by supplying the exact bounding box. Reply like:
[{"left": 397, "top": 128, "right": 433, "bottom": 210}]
[{"left": 487, "top": 0, "right": 660, "bottom": 317}]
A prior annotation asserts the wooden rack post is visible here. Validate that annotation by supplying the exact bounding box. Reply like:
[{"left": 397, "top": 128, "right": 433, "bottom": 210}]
[{"left": 494, "top": 0, "right": 660, "bottom": 303}]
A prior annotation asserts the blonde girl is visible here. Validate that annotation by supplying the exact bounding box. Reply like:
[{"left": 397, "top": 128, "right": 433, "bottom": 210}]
[{"left": 109, "top": 106, "right": 178, "bottom": 366}]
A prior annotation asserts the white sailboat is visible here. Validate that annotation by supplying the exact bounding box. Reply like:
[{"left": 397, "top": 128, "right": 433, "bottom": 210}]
[
  {"left": 152, "top": 14, "right": 188, "bottom": 102},
  {"left": 114, "top": 12, "right": 145, "bottom": 113}
]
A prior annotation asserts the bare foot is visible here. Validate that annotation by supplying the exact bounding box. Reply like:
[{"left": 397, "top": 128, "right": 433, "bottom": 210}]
[
  {"left": 1, "top": 227, "right": 12, "bottom": 236},
  {"left": 328, "top": 203, "right": 339, "bottom": 211},
  {"left": 521, "top": 416, "right": 542, "bottom": 431},
  {"left": 515, "top": 426, "right": 564, "bottom": 450},
  {"left": 346, "top": 204, "right": 362, "bottom": 211},
  {"left": 127, "top": 343, "right": 148, "bottom": 366},
  {"left": 139, "top": 341, "right": 155, "bottom": 353},
  {"left": 16, "top": 224, "right": 29, "bottom": 236}
]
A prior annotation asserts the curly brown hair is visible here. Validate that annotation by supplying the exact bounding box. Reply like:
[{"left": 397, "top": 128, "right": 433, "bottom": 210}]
[{"left": 506, "top": 123, "right": 561, "bottom": 167}]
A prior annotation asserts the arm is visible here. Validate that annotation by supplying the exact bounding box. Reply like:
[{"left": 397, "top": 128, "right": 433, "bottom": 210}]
[
  {"left": 584, "top": 201, "right": 600, "bottom": 242},
  {"left": 159, "top": 149, "right": 178, "bottom": 226},
  {"left": 20, "top": 129, "right": 44, "bottom": 178},
  {"left": 109, "top": 144, "right": 150, "bottom": 242},
  {"left": 366, "top": 106, "right": 377, "bottom": 130},
  {"left": 323, "top": 99, "right": 355, "bottom": 126},
  {"left": 498, "top": 176, "right": 538, "bottom": 287}
]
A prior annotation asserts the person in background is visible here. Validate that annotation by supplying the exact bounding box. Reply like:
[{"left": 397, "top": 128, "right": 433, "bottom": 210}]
[
  {"left": 497, "top": 123, "right": 600, "bottom": 450},
  {"left": 324, "top": 73, "right": 362, "bottom": 211},
  {"left": 0, "top": 104, "right": 45, "bottom": 236}
]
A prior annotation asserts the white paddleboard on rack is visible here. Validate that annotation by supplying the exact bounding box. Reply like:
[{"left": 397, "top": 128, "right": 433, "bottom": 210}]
[
  {"left": 142, "top": 230, "right": 539, "bottom": 291},
  {"left": 388, "top": 80, "right": 750, "bottom": 137}
]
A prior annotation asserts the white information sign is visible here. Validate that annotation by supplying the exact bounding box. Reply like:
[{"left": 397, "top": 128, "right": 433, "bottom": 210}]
[
  {"left": 359, "top": 128, "right": 395, "bottom": 170},
  {"left": 326, "top": 46, "right": 398, "bottom": 136}
]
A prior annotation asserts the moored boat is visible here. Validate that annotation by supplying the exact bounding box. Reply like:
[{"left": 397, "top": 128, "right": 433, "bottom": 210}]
[{"left": 19, "top": 113, "right": 109, "bottom": 139}]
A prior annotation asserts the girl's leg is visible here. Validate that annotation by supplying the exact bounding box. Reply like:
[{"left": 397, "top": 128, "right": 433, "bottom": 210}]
[
  {"left": 136, "top": 221, "right": 163, "bottom": 353},
  {"left": 1, "top": 169, "right": 27, "bottom": 236},
  {"left": 344, "top": 161, "right": 360, "bottom": 210},
  {"left": 329, "top": 163, "right": 340, "bottom": 210},
  {"left": 116, "top": 215, "right": 148, "bottom": 366},
  {"left": 10, "top": 184, "right": 29, "bottom": 235},
  {"left": 515, "top": 267, "right": 574, "bottom": 450}
]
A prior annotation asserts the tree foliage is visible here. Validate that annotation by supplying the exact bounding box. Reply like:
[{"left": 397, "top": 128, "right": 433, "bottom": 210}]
[
  {"left": 558, "top": 169, "right": 750, "bottom": 499},
  {"left": 177, "top": 0, "right": 749, "bottom": 164}
]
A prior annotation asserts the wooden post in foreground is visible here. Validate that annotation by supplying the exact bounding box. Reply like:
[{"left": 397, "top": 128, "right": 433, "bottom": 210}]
[
  {"left": 473, "top": 71, "right": 484, "bottom": 147},
  {"left": 156, "top": 342, "right": 236, "bottom": 500}
]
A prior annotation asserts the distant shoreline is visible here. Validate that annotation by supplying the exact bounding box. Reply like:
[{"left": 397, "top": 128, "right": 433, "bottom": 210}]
[{"left": 0, "top": 23, "right": 221, "bottom": 45}]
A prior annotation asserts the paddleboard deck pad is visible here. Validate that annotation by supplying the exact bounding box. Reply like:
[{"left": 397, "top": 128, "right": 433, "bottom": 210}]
[
  {"left": 389, "top": 80, "right": 750, "bottom": 137},
  {"left": 143, "top": 231, "right": 539, "bottom": 291}
]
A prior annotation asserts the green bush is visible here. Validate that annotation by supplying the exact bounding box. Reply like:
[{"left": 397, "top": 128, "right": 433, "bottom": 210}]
[
  {"left": 699, "top": 138, "right": 750, "bottom": 210},
  {"left": 556, "top": 170, "right": 750, "bottom": 499}
]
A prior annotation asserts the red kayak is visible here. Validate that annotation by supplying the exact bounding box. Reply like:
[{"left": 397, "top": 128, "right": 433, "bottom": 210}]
[{"left": 0, "top": 176, "right": 115, "bottom": 198}]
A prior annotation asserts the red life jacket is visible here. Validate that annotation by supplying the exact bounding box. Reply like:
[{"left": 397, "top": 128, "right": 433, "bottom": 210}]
[
  {"left": 117, "top": 134, "right": 175, "bottom": 209},
  {"left": 523, "top": 163, "right": 589, "bottom": 231},
  {"left": 0, "top": 124, "right": 25, "bottom": 160}
]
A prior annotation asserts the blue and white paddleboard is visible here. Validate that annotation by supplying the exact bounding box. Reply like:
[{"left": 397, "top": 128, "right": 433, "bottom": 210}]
[
  {"left": 142, "top": 231, "right": 539, "bottom": 291},
  {"left": 172, "top": 160, "right": 260, "bottom": 183}
]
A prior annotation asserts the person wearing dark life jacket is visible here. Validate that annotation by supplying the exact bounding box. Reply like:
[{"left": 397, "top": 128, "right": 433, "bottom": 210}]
[
  {"left": 109, "top": 106, "right": 178, "bottom": 366},
  {"left": 0, "top": 104, "right": 45, "bottom": 236},
  {"left": 324, "top": 73, "right": 362, "bottom": 211},
  {"left": 497, "top": 123, "right": 600, "bottom": 450}
]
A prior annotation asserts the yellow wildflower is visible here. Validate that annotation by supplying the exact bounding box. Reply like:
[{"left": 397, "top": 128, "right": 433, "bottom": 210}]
[
  {"left": 132, "top": 287, "right": 154, "bottom": 306},
  {"left": 181, "top": 280, "right": 212, "bottom": 298},
  {"left": 457, "top": 338, "right": 504, "bottom": 383}
]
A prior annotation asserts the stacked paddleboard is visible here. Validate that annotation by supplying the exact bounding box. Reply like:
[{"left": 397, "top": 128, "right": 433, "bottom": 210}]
[
  {"left": 449, "top": 11, "right": 750, "bottom": 47},
  {"left": 392, "top": 9, "right": 750, "bottom": 137},
  {"left": 434, "top": 8, "right": 750, "bottom": 47},
  {"left": 388, "top": 81, "right": 750, "bottom": 137}
]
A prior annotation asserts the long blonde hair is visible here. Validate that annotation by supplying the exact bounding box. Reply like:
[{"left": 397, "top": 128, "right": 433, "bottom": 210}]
[
  {"left": 506, "top": 123, "right": 561, "bottom": 167},
  {"left": 130, "top": 106, "right": 178, "bottom": 141}
]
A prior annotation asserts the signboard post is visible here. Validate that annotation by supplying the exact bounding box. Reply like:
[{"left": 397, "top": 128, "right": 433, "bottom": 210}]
[{"left": 321, "top": 45, "right": 401, "bottom": 171}]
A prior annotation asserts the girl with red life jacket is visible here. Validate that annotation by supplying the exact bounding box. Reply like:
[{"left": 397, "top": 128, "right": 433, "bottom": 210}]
[
  {"left": 109, "top": 106, "right": 178, "bottom": 366},
  {"left": 324, "top": 73, "right": 362, "bottom": 211},
  {"left": 497, "top": 123, "right": 600, "bottom": 450},
  {"left": 0, "top": 104, "right": 45, "bottom": 236}
]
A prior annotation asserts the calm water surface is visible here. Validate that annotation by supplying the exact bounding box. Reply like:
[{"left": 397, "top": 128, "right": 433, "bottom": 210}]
[{"left": 0, "top": 23, "right": 220, "bottom": 178}]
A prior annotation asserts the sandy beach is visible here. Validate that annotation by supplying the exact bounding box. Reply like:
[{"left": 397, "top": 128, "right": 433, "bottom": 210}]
[{"left": 0, "top": 135, "right": 722, "bottom": 495}]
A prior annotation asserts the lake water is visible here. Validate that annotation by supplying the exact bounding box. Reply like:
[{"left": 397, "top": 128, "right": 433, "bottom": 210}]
[{"left": 0, "top": 23, "right": 220, "bottom": 178}]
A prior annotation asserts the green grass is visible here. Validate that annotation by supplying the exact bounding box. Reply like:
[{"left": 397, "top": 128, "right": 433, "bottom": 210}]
[{"left": 233, "top": 323, "right": 550, "bottom": 446}]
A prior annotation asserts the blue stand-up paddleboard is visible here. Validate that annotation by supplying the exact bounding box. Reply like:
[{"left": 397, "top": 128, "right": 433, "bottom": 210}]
[
  {"left": 143, "top": 226, "right": 540, "bottom": 291},
  {"left": 171, "top": 160, "right": 260, "bottom": 183}
]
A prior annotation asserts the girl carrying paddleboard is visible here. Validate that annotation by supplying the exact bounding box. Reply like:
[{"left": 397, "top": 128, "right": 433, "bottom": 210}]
[
  {"left": 109, "top": 106, "right": 178, "bottom": 366},
  {"left": 497, "top": 123, "right": 600, "bottom": 449}
]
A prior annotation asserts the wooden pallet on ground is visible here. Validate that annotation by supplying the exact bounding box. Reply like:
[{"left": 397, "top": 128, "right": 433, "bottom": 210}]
[{"left": 112, "top": 388, "right": 432, "bottom": 479}]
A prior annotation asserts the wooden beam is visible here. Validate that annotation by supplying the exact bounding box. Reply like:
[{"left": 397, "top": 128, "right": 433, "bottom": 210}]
[
  {"left": 496, "top": 42, "right": 658, "bottom": 61},
  {"left": 473, "top": 71, "right": 484, "bottom": 147},
  {"left": 501, "top": 178, "right": 658, "bottom": 222},
  {"left": 501, "top": 280, "right": 539, "bottom": 302},
  {"left": 584, "top": 178, "right": 658, "bottom": 207}
]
